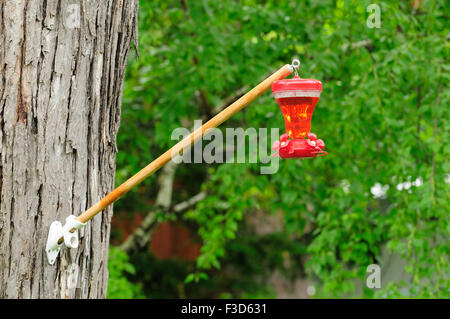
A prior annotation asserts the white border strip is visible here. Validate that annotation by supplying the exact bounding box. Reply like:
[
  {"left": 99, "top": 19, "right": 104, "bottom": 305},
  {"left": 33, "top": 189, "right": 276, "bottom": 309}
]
[{"left": 273, "top": 90, "right": 321, "bottom": 98}]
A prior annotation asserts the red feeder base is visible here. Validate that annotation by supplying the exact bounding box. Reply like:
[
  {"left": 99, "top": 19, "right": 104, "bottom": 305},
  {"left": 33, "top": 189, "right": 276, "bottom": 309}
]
[{"left": 273, "top": 132, "right": 327, "bottom": 159}]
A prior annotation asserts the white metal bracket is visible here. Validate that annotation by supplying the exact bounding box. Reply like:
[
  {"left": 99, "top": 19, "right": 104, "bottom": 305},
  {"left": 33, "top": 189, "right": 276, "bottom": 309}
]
[{"left": 45, "top": 215, "right": 86, "bottom": 265}]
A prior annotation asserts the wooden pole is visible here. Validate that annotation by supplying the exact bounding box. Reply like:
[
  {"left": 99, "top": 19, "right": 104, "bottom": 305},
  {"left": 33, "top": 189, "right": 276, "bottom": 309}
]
[{"left": 59, "top": 64, "right": 292, "bottom": 243}]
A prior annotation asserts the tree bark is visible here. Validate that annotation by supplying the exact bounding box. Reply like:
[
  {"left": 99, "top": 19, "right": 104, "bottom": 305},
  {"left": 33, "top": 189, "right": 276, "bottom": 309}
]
[{"left": 0, "top": 0, "right": 138, "bottom": 298}]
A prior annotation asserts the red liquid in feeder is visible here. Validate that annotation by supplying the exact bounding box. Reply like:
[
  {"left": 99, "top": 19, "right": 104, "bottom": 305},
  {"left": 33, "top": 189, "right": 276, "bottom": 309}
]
[{"left": 276, "top": 96, "right": 319, "bottom": 139}]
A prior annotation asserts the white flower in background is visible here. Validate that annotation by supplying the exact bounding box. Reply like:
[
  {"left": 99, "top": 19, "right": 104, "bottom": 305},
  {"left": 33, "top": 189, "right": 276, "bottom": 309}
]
[
  {"left": 371, "top": 183, "right": 389, "bottom": 199},
  {"left": 396, "top": 177, "right": 423, "bottom": 191},
  {"left": 340, "top": 179, "right": 351, "bottom": 194}
]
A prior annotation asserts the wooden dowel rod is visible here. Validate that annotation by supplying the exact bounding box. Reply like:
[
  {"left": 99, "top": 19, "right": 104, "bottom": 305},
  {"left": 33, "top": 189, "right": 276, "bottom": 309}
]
[
  {"left": 56, "top": 64, "right": 292, "bottom": 244},
  {"left": 75, "top": 64, "right": 292, "bottom": 226}
]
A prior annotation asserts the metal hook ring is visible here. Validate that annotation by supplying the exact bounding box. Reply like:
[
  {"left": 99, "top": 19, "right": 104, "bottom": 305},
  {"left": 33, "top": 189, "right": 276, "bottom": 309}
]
[
  {"left": 291, "top": 58, "right": 300, "bottom": 76},
  {"left": 292, "top": 58, "right": 300, "bottom": 69}
]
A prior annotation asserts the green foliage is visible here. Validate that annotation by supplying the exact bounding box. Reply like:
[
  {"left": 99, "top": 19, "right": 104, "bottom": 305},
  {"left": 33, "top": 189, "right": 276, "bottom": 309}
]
[
  {"left": 107, "top": 247, "right": 145, "bottom": 299},
  {"left": 113, "top": 0, "right": 449, "bottom": 298}
]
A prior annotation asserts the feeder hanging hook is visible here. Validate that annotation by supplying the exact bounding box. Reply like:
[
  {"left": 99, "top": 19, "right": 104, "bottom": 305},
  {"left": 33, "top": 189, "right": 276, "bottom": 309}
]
[{"left": 291, "top": 58, "right": 300, "bottom": 77}]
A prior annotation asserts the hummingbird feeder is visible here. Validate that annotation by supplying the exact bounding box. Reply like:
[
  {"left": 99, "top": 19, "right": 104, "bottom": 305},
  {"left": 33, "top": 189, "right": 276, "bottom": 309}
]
[
  {"left": 272, "top": 59, "right": 327, "bottom": 158},
  {"left": 45, "top": 58, "right": 327, "bottom": 265}
]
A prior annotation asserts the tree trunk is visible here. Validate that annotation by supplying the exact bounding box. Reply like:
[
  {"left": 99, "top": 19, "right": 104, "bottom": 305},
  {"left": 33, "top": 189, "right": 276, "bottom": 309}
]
[{"left": 0, "top": 0, "right": 138, "bottom": 298}]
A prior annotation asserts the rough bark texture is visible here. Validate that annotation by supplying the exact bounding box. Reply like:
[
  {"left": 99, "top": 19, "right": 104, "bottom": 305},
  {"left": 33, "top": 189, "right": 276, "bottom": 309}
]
[{"left": 0, "top": 0, "right": 138, "bottom": 298}]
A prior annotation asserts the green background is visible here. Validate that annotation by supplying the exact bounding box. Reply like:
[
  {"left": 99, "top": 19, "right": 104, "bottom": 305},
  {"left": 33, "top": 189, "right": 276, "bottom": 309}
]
[{"left": 107, "top": 0, "right": 449, "bottom": 298}]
